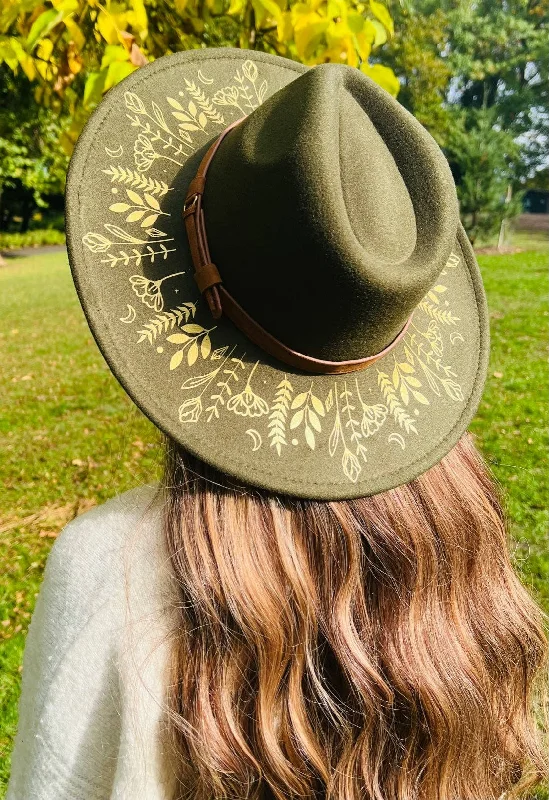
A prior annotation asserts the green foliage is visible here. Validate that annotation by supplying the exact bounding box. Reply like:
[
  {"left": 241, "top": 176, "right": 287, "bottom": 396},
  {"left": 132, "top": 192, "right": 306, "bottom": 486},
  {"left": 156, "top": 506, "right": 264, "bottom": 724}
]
[
  {"left": 384, "top": 2, "right": 451, "bottom": 143},
  {"left": 444, "top": 108, "right": 524, "bottom": 245},
  {"left": 0, "top": 228, "right": 65, "bottom": 248},
  {"left": 0, "top": 68, "right": 68, "bottom": 211},
  {"left": 0, "top": 0, "right": 399, "bottom": 153},
  {"left": 446, "top": 0, "right": 549, "bottom": 175}
]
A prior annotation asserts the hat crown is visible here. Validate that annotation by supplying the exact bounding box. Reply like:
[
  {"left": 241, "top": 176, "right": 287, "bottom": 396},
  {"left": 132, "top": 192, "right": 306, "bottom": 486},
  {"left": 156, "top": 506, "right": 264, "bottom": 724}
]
[{"left": 203, "top": 63, "right": 459, "bottom": 361}]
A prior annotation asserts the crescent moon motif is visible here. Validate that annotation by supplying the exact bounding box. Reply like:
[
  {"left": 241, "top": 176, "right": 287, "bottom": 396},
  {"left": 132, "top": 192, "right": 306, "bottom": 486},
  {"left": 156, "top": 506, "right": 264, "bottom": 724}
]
[
  {"left": 198, "top": 69, "right": 214, "bottom": 85},
  {"left": 119, "top": 304, "right": 136, "bottom": 324},
  {"left": 388, "top": 433, "right": 406, "bottom": 450},
  {"left": 105, "top": 144, "right": 124, "bottom": 158},
  {"left": 450, "top": 332, "right": 465, "bottom": 345},
  {"left": 246, "top": 428, "right": 262, "bottom": 452}
]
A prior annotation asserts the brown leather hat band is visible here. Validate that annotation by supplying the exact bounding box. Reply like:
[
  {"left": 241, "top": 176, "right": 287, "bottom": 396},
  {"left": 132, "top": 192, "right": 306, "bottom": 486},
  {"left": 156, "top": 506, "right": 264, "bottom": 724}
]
[{"left": 182, "top": 119, "right": 413, "bottom": 375}]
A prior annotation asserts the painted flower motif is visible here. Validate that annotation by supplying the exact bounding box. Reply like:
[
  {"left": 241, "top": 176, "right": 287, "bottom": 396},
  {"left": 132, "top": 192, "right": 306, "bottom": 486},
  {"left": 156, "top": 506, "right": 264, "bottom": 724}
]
[
  {"left": 82, "top": 232, "right": 111, "bottom": 253},
  {"left": 360, "top": 403, "right": 388, "bottom": 437},
  {"left": 227, "top": 384, "right": 269, "bottom": 417},
  {"left": 226, "top": 363, "right": 269, "bottom": 417},
  {"left": 425, "top": 320, "right": 443, "bottom": 356},
  {"left": 129, "top": 275, "right": 164, "bottom": 312},
  {"left": 134, "top": 133, "right": 158, "bottom": 172},
  {"left": 212, "top": 86, "right": 240, "bottom": 106},
  {"left": 179, "top": 396, "right": 202, "bottom": 423},
  {"left": 242, "top": 60, "right": 258, "bottom": 82}
]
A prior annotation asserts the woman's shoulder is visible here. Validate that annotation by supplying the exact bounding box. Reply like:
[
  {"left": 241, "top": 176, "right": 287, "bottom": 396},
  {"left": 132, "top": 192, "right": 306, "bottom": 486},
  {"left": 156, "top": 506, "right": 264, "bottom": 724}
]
[
  {"left": 50, "top": 482, "right": 163, "bottom": 568},
  {"left": 41, "top": 482, "right": 172, "bottom": 637}
]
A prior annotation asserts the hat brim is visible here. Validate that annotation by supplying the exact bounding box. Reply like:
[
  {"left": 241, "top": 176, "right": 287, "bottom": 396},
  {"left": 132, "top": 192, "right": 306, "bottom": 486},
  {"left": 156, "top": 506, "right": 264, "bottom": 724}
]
[{"left": 66, "top": 48, "right": 489, "bottom": 500}]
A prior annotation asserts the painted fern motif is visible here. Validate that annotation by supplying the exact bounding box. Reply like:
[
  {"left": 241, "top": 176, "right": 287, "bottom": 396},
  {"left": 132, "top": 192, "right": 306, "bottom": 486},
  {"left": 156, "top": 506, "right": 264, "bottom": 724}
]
[
  {"left": 418, "top": 300, "right": 460, "bottom": 326},
  {"left": 268, "top": 377, "right": 293, "bottom": 455},
  {"left": 102, "top": 165, "right": 171, "bottom": 196},
  {"left": 377, "top": 371, "right": 418, "bottom": 434},
  {"left": 183, "top": 80, "right": 225, "bottom": 125},
  {"left": 137, "top": 303, "right": 196, "bottom": 344}
]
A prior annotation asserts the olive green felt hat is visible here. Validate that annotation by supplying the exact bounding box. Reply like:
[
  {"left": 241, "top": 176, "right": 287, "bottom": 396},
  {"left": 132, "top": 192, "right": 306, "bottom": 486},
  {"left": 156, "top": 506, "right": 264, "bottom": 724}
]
[{"left": 65, "top": 47, "right": 489, "bottom": 500}]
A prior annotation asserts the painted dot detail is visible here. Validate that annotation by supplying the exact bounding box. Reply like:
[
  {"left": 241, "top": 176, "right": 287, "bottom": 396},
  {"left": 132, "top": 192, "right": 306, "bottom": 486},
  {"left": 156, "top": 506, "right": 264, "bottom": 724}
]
[
  {"left": 292, "top": 439, "right": 298, "bottom": 446},
  {"left": 156, "top": 346, "right": 164, "bottom": 354},
  {"left": 414, "top": 409, "right": 419, "bottom": 416},
  {"left": 111, "top": 188, "right": 118, "bottom": 194}
]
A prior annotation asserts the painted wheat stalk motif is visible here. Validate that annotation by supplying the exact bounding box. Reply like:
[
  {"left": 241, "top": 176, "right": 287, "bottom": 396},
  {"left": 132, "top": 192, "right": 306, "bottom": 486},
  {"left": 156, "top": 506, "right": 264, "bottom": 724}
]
[
  {"left": 183, "top": 81, "right": 225, "bottom": 125},
  {"left": 137, "top": 303, "right": 196, "bottom": 344},
  {"left": 268, "top": 376, "right": 293, "bottom": 455},
  {"left": 377, "top": 370, "right": 418, "bottom": 434},
  {"left": 102, "top": 165, "right": 171, "bottom": 197}
]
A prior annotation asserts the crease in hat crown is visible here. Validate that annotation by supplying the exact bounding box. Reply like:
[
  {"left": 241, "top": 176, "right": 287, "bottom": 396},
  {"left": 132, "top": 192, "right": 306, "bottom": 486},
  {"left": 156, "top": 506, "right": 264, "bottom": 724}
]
[{"left": 199, "top": 62, "right": 460, "bottom": 364}]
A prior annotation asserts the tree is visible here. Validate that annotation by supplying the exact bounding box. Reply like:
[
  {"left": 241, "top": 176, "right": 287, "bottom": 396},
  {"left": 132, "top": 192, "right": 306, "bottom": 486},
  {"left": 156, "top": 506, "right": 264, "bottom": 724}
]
[
  {"left": 0, "top": 67, "right": 68, "bottom": 229},
  {"left": 444, "top": 107, "right": 524, "bottom": 245},
  {"left": 445, "top": 0, "right": 549, "bottom": 175},
  {"left": 0, "top": 0, "right": 399, "bottom": 153},
  {"left": 384, "top": 1, "right": 451, "bottom": 144}
]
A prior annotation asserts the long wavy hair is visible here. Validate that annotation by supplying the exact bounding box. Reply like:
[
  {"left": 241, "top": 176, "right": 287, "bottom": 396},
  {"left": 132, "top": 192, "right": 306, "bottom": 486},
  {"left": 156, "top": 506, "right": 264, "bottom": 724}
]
[{"left": 161, "top": 431, "right": 548, "bottom": 800}]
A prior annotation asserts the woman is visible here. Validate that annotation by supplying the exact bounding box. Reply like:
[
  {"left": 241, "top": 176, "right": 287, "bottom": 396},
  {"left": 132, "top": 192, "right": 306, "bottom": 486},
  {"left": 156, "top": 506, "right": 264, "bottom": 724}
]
[{"left": 7, "top": 48, "right": 548, "bottom": 799}]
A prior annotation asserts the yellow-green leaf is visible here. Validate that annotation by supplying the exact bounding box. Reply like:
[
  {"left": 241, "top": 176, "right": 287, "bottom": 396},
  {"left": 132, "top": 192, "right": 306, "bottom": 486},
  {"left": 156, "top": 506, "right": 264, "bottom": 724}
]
[
  {"left": 369, "top": 0, "right": 393, "bottom": 37},
  {"left": 360, "top": 62, "right": 400, "bottom": 97},
  {"left": 26, "top": 9, "right": 63, "bottom": 51}
]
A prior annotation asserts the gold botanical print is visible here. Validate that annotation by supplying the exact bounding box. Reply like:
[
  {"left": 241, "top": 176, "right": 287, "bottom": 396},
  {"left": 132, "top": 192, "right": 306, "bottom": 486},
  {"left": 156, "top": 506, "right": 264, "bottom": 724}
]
[
  {"left": 212, "top": 60, "right": 268, "bottom": 114},
  {"left": 226, "top": 361, "right": 269, "bottom": 417},
  {"left": 109, "top": 188, "right": 169, "bottom": 228},
  {"left": 289, "top": 384, "right": 325, "bottom": 451},
  {"left": 102, "top": 165, "right": 171, "bottom": 197},
  {"left": 328, "top": 382, "right": 368, "bottom": 484},
  {"left": 129, "top": 271, "right": 185, "bottom": 312},
  {"left": 88, "top": 64, "right": 468, "bottom": 485},
  {"left": 183, "top": 80, "right": 225, "bottom": 125},
  {"left": 166, "top": 324, "right": 216, "bottom": 370},
  {"left": 268, "top": 377, "right": 294, "bottom": 455},
  {"left": 137, "top": 304, "right": 197, "bottom": 344}
]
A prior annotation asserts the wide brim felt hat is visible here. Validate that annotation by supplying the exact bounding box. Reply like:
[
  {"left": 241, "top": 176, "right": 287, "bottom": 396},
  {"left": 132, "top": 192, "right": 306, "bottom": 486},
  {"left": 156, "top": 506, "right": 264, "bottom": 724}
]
[{"left": 65, "top": 47, "right": 489, "bottom": 501}]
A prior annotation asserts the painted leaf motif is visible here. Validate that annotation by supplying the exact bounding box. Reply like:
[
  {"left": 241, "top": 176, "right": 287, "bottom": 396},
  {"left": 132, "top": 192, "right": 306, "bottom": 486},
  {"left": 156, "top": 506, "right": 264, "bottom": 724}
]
[
  {"left": 182, "top": 324, "right": 205, "bottom": 333},
  {"left": 392, "top": 364, "right": 400, "bottom": 389},
  {"left": 172, "top": 111, "right": 193, "bottom": 122},
  {"left": 170, "top": 350, "right": 184, "bottom": 370},
  {"left": 167, "top": 97, "right": 184, "bottom": 110},
  {"left": 144, "top": 193, "right": 160, "bottom": 210},
  {"left": 291, "top": 392, "right": 308, "bottom": 409},
  {"left": 110, "top": 203, "right": 131, "bottom": 212},
  {"left": 311, "top": 394, "right": 325, "bottom": 416},
  {"left": 126, "top": 210, "right": 146, "bottom": 222},
  {"left": 328, "top": 420, "right": 340, "bottom": 457},
  {"left": 181, "top": 368, "right": 220, "bottom": 390},
  {"left": 290, "top": 409, "right": 304, "bottom": 429},
  {"left": 180, "top": 123, "right": 200, "bottom": 131},
  {"left": 187, "top": 340, "right": 199, "bottom": 366},
  {"left": 188, "top": 101, "right": 197, "bottom": 117},
  {"left": 127, "top": 190, "right": 143, "bottom": 205},
  {"left": 308, "top": 409, "right": 321, "bottom": 432},
  {"left": 198, "top": 112, "right": 207, "bottom": 128},
  {"left": 411, "top": 390, "right": 429, "bottom": 405},
  {"left": 141, "top": 214, "right": 158, "bottom": 228},
  {"left": 304, "top": 426, "right": 315, "bottom": 450},
  {"left": 167, "top": 334, "right": 191, "bottom": 344},
  {"left": 201, "top": 334, "right": 211, "bottom": 360}
]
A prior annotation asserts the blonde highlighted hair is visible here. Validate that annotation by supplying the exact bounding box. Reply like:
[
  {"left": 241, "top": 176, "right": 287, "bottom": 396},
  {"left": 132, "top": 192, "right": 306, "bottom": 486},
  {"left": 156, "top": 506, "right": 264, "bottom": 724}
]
[{"left": 162, "top": 432, "right": 548, "bottom": 799}]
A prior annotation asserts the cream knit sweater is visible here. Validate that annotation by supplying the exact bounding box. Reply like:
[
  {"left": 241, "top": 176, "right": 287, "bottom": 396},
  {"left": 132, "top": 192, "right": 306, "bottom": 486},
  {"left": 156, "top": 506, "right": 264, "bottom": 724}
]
[{"left": 7, "top": 484, "right": 181, "bottom": 800}]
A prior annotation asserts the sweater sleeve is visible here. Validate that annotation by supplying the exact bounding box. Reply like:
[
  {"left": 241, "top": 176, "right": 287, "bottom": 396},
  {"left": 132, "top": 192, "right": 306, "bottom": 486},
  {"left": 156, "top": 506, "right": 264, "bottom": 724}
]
[{"left": 6, "top": 484, "right": 177, "bottom": 800}]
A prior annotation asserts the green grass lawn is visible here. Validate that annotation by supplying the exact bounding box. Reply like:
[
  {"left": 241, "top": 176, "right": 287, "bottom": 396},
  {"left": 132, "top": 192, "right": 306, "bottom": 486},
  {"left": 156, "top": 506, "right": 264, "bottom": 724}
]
[{"left": 0, "top": 247, "right": 548, "bottom": 796}]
